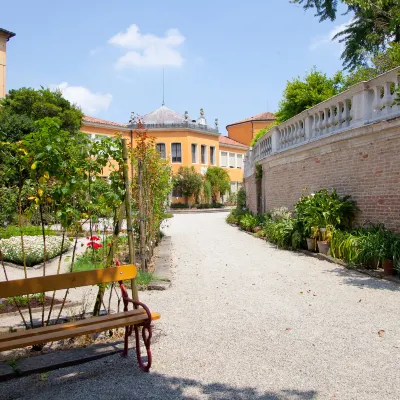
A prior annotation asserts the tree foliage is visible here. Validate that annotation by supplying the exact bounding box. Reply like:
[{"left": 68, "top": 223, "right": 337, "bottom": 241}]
[
  {"left": 291, "top": 0, "right": 400, "bottom": 70},
  {"left": 276, "top": 69, "right": 343, "bottom": 123},
  {"left": 0, "top": 87, "right": 83, "bottom": 142},
  {"left": 205, "top": 167, "right": 230, "bottom": 203},
  {"left": 340, "top": 42, "right": 400, "bottom": 89},
  {"left": 173, "top": 166, "right": 203, "bottom": 205}
]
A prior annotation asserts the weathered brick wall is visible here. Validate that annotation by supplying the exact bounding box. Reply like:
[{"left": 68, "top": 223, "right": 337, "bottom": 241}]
[{"left": 245, "top": 120, "right": 400, "bottom": 232}]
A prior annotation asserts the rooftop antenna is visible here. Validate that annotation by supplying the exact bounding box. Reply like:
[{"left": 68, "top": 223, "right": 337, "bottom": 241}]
[{"left": 162, "top": 68, "right": 165, "bottom": 106}]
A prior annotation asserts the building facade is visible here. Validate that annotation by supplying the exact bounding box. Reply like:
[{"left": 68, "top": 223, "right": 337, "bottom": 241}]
[
  {"left": 81, "top": 105, "right": 248, "bottom": 203},
  {"left": 226, "top": 111, "right": 276, "bottom": 147}
]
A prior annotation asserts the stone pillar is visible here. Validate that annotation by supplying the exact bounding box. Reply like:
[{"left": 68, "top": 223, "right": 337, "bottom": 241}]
[
  {"left": 351, "top": 82, "right": 370, "bottom": 127},
  {"left": 271, "top": 127, "right": 280, "bottom": 153}
]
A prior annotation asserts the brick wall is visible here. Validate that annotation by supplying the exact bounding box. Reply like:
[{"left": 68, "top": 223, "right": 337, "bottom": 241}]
[
  {"left": 244, "top": 120, "right": 400, "bottom": 231},
  {"left": 244, "top": 174, "right": 257, "bottom": 212}
]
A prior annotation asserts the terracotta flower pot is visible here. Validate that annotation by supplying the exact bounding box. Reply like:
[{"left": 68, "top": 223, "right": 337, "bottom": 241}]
[
  {"left": 306, "top": 238, "right": 316, "bottom": 251},
  {"left": 253, "top": 226, "right": 262, "bottom": 233},
  {"left": 383, "top": 259, "right": 393, "bottom": 275},
  {"left": 317, "top": 240, "right": 330, "bottom": 255}
]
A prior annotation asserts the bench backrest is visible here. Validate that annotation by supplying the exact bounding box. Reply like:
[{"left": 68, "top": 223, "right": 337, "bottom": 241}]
[{"left": 0, "top": 265, "right": 137, "bottom": 298}]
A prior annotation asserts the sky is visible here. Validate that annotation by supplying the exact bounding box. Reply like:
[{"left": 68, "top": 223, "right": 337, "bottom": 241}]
[{"left": 2, "top": 0, "right": 352, "bottom": 135}]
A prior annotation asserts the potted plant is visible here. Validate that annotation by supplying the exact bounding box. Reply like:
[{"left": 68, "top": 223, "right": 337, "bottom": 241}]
[
  {"left": 306, "top": 226, "right": 319, "bottom": 251},
  {"left": 317, "top": 225, "right": 333, "bottom": 255}
]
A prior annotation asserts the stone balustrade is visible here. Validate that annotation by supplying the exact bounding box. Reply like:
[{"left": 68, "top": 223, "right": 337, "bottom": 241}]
[{"left": 244, "top": 67, "right": 400, "bottom": 178}]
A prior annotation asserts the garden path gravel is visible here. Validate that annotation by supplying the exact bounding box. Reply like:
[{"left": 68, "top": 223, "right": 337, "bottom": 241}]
[{"left": 1, "top": 213, "right": 400, "bottom": 399}]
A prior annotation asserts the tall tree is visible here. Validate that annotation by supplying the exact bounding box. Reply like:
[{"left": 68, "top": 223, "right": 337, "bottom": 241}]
[{"left": 291, "top": 0, "right": 400, "bottom": 70}]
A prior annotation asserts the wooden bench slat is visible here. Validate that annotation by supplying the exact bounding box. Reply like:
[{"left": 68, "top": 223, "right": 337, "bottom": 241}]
[
  {"left": 0, "top": 309, "right": 147, "bottom": 343},
  {"left": 0, "top": 312, "right": 160, "bottom": 352},
  {"left": 0, "top": 265, "right": 137, "bottom": 298}
]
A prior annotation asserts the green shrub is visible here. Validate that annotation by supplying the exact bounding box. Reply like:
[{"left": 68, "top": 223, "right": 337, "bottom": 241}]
[
  {"left": 331, "top": 226, "right": 400, "bottom": 268},
  {"left": 264, "top": 218, "right": 296, "bottom": 249},
  {"left": 170, "top": 203, "right": 189, "bottom": 209},
  {"left": 226, "top": 213, "right": 239, "bottom": 224},
  {"left": 295, "top": 189, "right": 359, "bottom": 238},
  {"left": 253, "top": 230, "right": 266, "bottom": 238},
  {"left": 0, "top": 225, "right": 56, "bottom": 239},
  {"left": 239, "top": 214, "right": 258, "bottom": 231},
  {"left": 237, "top": 187, "right": 246, "bottom": 210}
]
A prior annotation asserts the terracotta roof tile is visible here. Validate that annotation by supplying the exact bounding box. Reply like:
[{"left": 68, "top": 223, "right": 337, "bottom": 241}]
[
  {"left": 228, "top": 111, "right": 276, "bottom": 126},
  {"left": 219, "top": 135, "right": 248, "bottom": 148},
  {"left": 82, "top": 115, "right": 127, "bottom": 128}
]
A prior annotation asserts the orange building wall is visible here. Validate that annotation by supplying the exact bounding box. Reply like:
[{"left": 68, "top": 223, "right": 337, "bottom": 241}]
[
  {"left": 227, "top": 120, "right": 276, "bottom": 147},
  {"left": 226, "top": 122, "right": 252, "bottom": 146},
  {"left": 253, "top": 120, "right": 275, "bottom": 135}
]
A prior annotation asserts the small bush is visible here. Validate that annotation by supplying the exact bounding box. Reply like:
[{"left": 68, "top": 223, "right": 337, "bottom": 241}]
[
  {"left": 253, "top": 230, "right": 266, "bottom": 238},
  {"left": 170, "top": 203, "right": 189, "bottom": 209},
  {"left": 237, "top": 187, "right": 246, "bottom": 210},
  {"left": 239, "top": 214, "right": 258, "bottom": 231}
]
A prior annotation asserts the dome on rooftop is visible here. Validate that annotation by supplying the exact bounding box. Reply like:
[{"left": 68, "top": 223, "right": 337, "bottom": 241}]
[{"left": 142, "top": 105, "right": 189, "bottom": 124}]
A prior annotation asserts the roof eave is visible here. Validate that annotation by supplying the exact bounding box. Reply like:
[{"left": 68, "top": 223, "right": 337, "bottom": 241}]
[
  {"left": 0, "top": 28, "right": 16, "bottom": 41},
  {"left": 219, "top": 143, "right": 248, "bottom": 150},
  {"left": 82, "top": 120, "right": 130, "bottom": 132},
  {"left": 226, "top": 118, "right": 276, "bottom": 129}
]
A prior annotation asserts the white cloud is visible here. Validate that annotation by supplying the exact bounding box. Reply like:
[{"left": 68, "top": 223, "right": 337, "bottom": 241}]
[
  {"left": 309, "top": 20, "right": 352, "bottom": 51},
  {"left": 50, "top": 83, "right": 113, "bottom": 115},
  {"left": 108, "top": 24, "right": 185, "bottom": 69}
]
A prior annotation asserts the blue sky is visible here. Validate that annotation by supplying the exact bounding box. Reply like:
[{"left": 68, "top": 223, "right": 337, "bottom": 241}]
[{"left": 3, "top": 0, "right": 351, "bottom": 134}]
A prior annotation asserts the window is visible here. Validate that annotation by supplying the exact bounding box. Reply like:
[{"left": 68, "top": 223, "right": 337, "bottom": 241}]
[
  {"left": 156, "top": 143, "right": 166, "bottom": 159},
  {"left": 172, "top": 185, "right": 182, "bottom": 197},
  {"left": 201, "top": 145, "right": 207, "bottom": 164},
  {"left": 210, "top": 146, "right": 216, "bottom": 166},
  {"left": 220, "top": 151, "right": 228, "bottom": 167},
  {"left": 236, "top": 154, "right": 243, "bottom": 169},
  {"left": 229, "top": 152, "right": 235, "bottom": 168},
  {"left": 230, "top": 181, "right": 238, "bottom": 193},
  {"left": 191, "top": 144, "right": 198, "bottom": 163},
  {"left": 171, "top": 143, "right": 182, "bottom": 163}
]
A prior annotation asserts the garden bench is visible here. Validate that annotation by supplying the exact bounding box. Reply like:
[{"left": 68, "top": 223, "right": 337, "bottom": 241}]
[{"left": 0, "top": 265, "right": 160, "bottom": 372}]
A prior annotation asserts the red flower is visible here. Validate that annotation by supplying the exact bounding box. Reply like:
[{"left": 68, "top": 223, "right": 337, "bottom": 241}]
[
  {"left": 87, "top": 242, "right": 103, "bottom": 249},
  {"left": 115, "top": 260, "right": 121, "bottom": 266},
  {"left": 90, "top": 236, "right": 100, "bottom": 241}
]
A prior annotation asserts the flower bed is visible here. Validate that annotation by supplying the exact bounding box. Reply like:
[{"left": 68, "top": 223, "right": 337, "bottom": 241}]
[{"left": 0, "top": 236, "right": 71, "bottom": 267}]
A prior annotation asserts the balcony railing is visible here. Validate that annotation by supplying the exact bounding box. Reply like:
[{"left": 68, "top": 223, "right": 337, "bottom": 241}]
[
  {"left": 128, "top": 122, "right": 219, "bottom": 133},
  {"left": 244, "top": 67, "right": 400, "bottom": 178}
]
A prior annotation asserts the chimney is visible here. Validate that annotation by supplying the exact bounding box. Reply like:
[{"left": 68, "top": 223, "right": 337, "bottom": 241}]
[{"left": 0, "top": 28, "right": 16, "bottom": 99}]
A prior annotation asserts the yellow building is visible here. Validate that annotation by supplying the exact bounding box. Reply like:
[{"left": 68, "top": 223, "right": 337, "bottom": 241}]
[
  {"left": 81, "top": 105, "right": 248, "bottom": 202},
  {"left": 226, "top": 111, "right": 276, "bottom": 147},
  {"left": 0, "top": 28, "right": 15, "bottom": 99}
]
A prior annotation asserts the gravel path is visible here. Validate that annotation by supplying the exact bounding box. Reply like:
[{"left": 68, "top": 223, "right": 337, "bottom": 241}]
[{"left": 1, "top": 213, "right": 400, "bottom": 400}]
